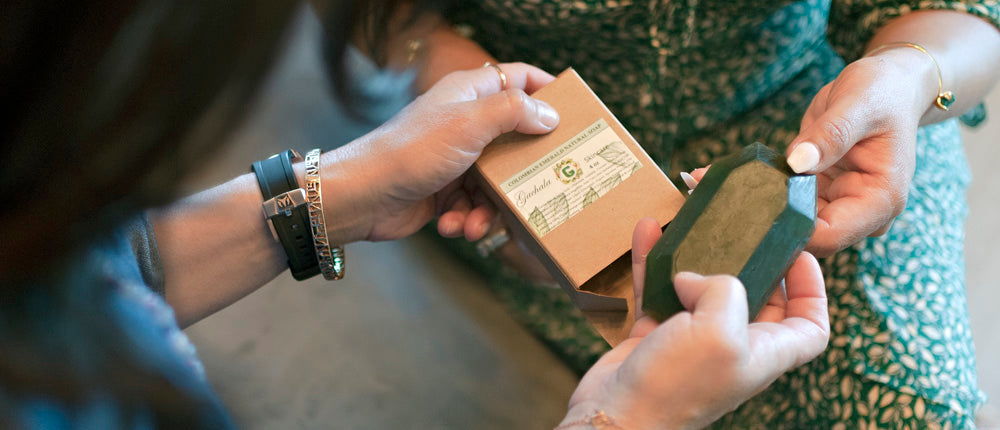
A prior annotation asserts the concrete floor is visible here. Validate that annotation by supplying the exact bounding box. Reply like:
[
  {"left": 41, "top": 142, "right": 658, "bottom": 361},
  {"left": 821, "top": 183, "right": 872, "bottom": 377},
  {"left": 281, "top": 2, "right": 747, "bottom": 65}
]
[
  {"left": 960, "top": 88, "right": 1000, "bottom": 425},
  {"left": 183, "top": 8, "right": 1000, "bottom": 429}
]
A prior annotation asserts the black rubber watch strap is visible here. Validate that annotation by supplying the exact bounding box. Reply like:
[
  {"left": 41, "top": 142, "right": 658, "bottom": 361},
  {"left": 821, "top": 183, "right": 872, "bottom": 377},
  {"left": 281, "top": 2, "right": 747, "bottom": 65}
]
[{"left": 251, "top": 150, "right": 320, "bottom": 280}]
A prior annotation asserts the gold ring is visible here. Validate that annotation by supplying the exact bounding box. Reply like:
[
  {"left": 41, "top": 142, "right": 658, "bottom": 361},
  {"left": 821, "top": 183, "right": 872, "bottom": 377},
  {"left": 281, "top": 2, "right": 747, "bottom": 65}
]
[{"left": 483, "top": 62, "right": 508, "bottom": 91}]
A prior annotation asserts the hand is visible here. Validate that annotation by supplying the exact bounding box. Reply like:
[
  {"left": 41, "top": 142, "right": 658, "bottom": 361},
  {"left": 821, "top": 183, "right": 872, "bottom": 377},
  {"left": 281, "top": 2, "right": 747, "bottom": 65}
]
[
  {"left": 322, "top": 63, "right": 559, "bottom": 243},
  {"left": 784, "top": 47, "right": 938, "bottom": 256},
  {"left": 560, "top": 218, "right": 830, "bottom": 430}
]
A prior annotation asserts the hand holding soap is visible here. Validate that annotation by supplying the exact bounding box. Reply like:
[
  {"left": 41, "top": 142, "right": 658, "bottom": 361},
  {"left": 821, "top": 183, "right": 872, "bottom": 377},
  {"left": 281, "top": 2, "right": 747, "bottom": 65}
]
[{"left": 642, "top": 143, "right": 816, "bottom": 322}]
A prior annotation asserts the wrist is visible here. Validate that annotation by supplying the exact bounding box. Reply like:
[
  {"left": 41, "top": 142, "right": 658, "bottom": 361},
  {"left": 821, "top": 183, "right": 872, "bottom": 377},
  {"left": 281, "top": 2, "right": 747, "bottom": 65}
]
[
  {"left": 291, "top": 147, "right": 377, "bottom": 246},
  {"left": 864, "top": 46, "right": 942, "bottom": 118},
  {"left": 562, "top": 395, "right": 706, "bottom": 430},
  {"left": 560, "top": 402, "right": 691, "bottom": 430},
  {"left": 559, "top": 404, "right": 628, "bottom": 430}
]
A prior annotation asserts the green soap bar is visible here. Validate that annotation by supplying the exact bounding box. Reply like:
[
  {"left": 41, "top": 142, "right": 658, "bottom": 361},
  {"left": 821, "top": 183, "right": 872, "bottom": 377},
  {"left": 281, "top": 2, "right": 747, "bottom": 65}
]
[{"left": 642, "top": 143, "right": 816, "bottom": 322}]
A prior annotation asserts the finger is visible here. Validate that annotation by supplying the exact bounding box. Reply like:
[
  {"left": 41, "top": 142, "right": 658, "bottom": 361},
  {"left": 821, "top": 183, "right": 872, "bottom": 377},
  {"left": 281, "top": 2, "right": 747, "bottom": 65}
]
[
  {"left": 440, "top": 62, "right": 557, "bottom": 100},
  {"left": 479, "top": 62, "right": 558, "bottom": 95},
  {"left": 680, "top": 171, "right": 698, "bottom": 193},
  {"left": 745, "top": 256, "right": 829, "bottom": 373},
  {"left": 437, "top": 195, "right": 471, "bottom": 238},
  {"left": 754, "top": 281, "right": 789, "bottom": 323},
  {"left": 462, "top": 88, "right": 560, "bottom": 140},
  {"left": 768, "top": 280, "right": 788, "bottom": 305},
  {"left": 744, "top": 253, "right": 827, "bottom": 373},
  {"left": 674, "top": 272, "right": 749, "bottom": 322},
  {"left": 782, "top": 252, "right": 829, "bottom": 332},
  {"left": 503, "top": 62, "right": 558, "bottom": 94},
  {"left": 808, "top": 182, "right": 901, "bottom": 255},
  {"left": 631, "top": 217, "right": 663, "bottom": 321},
  {"left": 689, "top": 166, "right": 710, "bottom": 182},
  {"left": 786, "top": 87, "right": 878, "bottom": 174},
  {"left": 463, "top": 203, "right": 496, "bottom": 241},
  {"left": 681, "top": 166, "right": 711, "bottom": 195},
  {"left": 683, "top": 274, "right": 749, "bottom": 341}
]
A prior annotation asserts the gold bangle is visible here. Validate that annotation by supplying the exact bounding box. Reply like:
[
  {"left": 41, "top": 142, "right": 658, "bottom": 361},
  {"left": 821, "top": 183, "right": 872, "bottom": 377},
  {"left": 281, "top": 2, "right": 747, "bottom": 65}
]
[
  {"left": 304, "top": 149, "right": 345, "bottom": 280},
  {"left": 864, "top": 42, "right": 955, "bottom": 111}
]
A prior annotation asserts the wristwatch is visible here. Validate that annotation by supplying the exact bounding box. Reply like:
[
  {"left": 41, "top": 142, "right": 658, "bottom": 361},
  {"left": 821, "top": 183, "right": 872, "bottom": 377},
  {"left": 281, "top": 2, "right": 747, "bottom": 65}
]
[{"left": 251, "top": 150, "right": 321, "bottom": 280}]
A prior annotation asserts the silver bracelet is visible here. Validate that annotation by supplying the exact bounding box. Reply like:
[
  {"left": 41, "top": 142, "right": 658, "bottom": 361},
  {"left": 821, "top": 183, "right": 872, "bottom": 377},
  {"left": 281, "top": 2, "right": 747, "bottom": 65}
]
[{"left": 304, "top": 149, "right": 345, "bottom": 280}]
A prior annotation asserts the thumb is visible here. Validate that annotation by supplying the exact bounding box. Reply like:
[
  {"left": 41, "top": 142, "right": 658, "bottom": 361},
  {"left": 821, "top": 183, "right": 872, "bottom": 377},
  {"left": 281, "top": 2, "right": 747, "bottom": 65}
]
[
  {"left": 631, "top": 217, "right": 663, "bottom": 319},
  {"left": 787, "top": 96, "right": 873, "bottom": 174},
  {"left": 680, "top": 273, "right": 749, "bottom": 339},
  {"left": 465, "top": 88, "right": 560, "bottom": 143}
]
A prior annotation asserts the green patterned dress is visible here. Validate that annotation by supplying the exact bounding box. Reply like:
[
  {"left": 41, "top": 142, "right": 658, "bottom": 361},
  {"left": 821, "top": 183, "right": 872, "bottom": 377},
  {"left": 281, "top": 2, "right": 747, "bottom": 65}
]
[{"left": 443, "top": 1, "right": 1000, "bottom": 428}]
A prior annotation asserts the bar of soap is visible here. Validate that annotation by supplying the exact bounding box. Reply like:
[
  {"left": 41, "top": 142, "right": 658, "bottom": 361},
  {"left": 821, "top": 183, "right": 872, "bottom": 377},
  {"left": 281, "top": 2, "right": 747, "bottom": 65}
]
[{"left": 642, "top": 143, "right": 816, "bottom": 322}]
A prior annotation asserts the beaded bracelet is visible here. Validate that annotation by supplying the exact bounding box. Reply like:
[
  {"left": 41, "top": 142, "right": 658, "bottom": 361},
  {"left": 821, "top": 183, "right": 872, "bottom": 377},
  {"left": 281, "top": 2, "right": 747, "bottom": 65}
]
[{"left": 304, "top": 149, "right": 345, "bottom": 280}]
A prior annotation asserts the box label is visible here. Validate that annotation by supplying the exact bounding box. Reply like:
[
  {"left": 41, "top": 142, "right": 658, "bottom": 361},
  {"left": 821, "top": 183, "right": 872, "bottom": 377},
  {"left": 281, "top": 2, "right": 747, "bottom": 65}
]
[{"left": 501, "top": 119, "right": 642, "bottom": 236}]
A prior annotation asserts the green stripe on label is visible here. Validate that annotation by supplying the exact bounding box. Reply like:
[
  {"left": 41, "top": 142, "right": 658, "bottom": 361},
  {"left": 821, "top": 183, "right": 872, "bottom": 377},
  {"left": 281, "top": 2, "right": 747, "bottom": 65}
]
[{"left": 500, "top": 119, "right": 609, "bottom": 193}]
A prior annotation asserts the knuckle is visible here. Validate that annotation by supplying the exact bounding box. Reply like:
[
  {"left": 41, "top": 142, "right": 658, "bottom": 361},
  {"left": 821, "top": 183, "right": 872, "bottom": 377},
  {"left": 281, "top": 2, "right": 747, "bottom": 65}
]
[
  {"left": 505, "top": 61, "right": 529, "bottom": 70},
  {"left": 706, "top": 274, "right": 743, "bottom": 294},
  {"left": 503, "top": 90, "right": 530, "bottom": 117},
  {"left": 439, "top": 70, "right": 466, "bottom": 87},
  {"left": 820, "top": 116, "right": 854, "bottom": 147}
]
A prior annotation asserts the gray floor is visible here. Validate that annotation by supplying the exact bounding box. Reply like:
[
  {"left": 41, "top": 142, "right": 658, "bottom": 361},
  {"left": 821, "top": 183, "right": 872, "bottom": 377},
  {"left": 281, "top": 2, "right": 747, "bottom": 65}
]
[
  {"left": 183, "top": 9, "right": 1000, "bottom": 429},
  {"left": 960, "top": 89, "right": 1000, "bottom": 426}
]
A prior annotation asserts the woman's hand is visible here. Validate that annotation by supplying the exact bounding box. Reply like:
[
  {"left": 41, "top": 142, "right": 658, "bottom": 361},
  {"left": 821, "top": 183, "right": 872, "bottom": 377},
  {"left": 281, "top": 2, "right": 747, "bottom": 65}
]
[
  {"left": 319, "top": 63, "right": 558, "bottom": 244},
  {"left": 783, "top": 47, "right": 938, "bottom": 257},
  {"left": 560, "top": 218, "right": 830, "bottom": 430}
]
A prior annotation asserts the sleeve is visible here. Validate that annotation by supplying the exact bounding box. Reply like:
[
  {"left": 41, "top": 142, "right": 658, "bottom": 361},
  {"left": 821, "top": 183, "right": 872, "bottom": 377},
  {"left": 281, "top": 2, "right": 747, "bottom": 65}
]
[
  {"left": 828, "top": 0, "right": 1000, "bottom": 63},
  {"left": 125, "top": 214, "right": 166, "bottom": 296}
]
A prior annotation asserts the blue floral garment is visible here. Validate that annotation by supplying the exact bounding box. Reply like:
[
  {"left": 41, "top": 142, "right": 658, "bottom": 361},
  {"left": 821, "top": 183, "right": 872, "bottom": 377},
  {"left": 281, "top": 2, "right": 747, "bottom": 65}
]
[
  {"left": 446, "top": 0, "right": 1000, "bottom": 427},
  {"left": 2, "top": 217, "right": 231, "bottom": 429}
]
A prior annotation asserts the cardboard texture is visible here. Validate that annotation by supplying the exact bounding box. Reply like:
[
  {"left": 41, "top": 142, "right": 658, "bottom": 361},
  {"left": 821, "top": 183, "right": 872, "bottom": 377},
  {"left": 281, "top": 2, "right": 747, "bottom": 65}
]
[{"left": 473, "top": 69, "right": 685, "bottom": 345}]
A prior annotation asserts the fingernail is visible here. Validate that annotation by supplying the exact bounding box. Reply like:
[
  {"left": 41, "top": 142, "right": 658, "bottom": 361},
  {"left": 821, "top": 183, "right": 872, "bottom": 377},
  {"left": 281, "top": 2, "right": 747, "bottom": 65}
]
[
  {"left": 536, "top": 101, "right": 559, "bottom": 130},
  {"left": 680, "top": 171, "right": 697, "bottom": 191},
  {"left": 674, "top": 271, "right": 704, "bottom": 282},
  {"left": 787, "top": 142, "right": 820, "bottom": 173},
  {"left": 440, "top": 220, "right": 459, "bottom": 237},
  {"left": 478, "top": 221, "right": 491, "bottom": 239}
]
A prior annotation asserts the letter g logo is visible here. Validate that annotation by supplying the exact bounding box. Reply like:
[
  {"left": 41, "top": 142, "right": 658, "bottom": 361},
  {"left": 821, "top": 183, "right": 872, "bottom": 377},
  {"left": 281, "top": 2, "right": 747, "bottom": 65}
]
[{"left": 554, "top": 159, "right": 582, "bottom": 185}]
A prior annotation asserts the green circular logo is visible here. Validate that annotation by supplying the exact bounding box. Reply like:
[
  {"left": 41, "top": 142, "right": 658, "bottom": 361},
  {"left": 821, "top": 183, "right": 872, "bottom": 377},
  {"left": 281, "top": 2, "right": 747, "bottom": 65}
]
[{"left": 554, "top": 159, "right": 582, "bottom": 184}]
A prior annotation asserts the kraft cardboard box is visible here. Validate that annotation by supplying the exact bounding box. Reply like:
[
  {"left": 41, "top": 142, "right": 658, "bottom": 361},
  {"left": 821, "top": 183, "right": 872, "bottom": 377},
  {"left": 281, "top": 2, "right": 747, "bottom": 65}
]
[{"left": 473, "top": 69, "right": 685, "bottom": 345}]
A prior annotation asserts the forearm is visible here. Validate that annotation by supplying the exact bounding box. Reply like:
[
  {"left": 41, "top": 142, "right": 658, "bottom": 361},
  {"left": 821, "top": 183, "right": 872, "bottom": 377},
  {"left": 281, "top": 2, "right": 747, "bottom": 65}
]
[
  {"left": 150, "top": 147, "right": 377, "bottom": 327},
  {"left": 149, "top": 174, "right": 286, "bottom": 327},
  {"left": 865, "top": 9, "right": 1000, "bottom": 125},
  {"left": 149, "top": 60, "right": 560, "bottom": 327},
  {"left": 415, "top": 22, "right": 493, "bottom": 92}
]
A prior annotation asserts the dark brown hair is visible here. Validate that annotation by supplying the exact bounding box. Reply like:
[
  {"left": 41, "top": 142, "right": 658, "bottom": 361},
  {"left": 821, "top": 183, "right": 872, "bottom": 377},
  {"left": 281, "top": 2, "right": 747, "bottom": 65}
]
[
  {"left": 0, "top": 1, "right": 301, "bottom": 280},
  {"left": 0, "top": 0, "right": 440, "bottom": 426}
]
